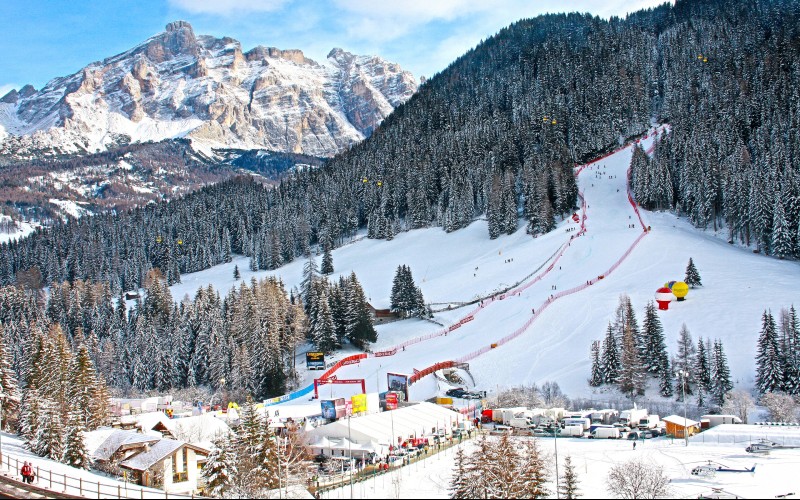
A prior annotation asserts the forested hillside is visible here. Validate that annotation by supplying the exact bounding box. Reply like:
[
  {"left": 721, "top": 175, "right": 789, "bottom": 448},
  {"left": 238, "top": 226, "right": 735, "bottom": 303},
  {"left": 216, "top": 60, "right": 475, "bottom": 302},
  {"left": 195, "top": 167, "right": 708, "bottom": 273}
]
[{"left": 2, "top": 0, "right": 799, "bottom": 293}]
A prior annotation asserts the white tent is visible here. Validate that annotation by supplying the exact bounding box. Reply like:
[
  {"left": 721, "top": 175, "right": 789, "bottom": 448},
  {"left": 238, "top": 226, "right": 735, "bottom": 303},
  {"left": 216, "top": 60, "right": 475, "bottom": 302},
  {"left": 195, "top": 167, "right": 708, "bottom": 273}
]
[{"left": 307, "top": 402, "right": 463, "bottom": 456}]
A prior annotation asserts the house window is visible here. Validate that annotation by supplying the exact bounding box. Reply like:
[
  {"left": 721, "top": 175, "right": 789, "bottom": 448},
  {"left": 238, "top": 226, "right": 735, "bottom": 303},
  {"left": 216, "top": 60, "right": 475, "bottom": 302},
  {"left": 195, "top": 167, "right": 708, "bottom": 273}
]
[{"left": 173, "top": 471, "right": 188, "bottom": 483}]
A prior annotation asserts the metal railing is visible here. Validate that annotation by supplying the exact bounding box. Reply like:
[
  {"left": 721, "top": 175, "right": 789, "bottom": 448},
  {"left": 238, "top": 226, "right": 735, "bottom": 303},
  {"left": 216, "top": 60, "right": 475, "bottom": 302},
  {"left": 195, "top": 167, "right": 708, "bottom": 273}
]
[{"left": 0, "top": 452, "right": 203, "bottom": 499}]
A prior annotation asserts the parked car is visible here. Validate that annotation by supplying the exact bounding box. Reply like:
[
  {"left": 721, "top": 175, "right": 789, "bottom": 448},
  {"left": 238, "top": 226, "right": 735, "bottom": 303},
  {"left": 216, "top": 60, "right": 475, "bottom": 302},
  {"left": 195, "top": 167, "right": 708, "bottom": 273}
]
[{"left": 446, "top": 388, "right": 466, "bottom": 397}]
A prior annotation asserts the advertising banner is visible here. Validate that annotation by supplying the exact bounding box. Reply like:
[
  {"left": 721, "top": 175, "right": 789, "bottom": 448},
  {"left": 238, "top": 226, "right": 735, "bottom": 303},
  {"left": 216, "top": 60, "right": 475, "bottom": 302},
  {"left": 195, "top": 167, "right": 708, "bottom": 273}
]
[
  {"left": 351, "top": 393, "right": 367, "bottom": 414},
  {"left": 334, "top": 398, "right": 347, "bottom": 419},
  {"left": 320, "top": 400, "right": 336, "bottom": 420},
  {"left": 387, "top": 373, "right": 409, "bottom": 401},
  {"left": 385, "top": 392, "right": 398, "bottom": 410},
  {"left": 306, "top": 351, "right": 325, "bottom": 370}
]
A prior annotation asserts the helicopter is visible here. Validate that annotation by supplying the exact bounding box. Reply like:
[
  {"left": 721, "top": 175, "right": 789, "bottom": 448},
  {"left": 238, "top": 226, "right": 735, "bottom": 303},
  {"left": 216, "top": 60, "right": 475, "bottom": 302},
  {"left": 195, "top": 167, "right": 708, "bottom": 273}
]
[
  {"left": 696, "top": 487, "right": 744, "bottom": 499},
  {"left": 744, "top": 438, "right": 800, "bottom": 454},
  {"left": 691, "top": 461, "right": 755, "bottom": 477}
]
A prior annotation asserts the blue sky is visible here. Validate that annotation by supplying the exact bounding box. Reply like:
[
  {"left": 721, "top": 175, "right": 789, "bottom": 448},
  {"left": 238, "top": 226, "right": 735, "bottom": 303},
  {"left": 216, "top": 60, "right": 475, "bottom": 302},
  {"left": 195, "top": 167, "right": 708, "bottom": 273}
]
[{"left": 0, "top": 0, "right": 668, "bottom": 96}]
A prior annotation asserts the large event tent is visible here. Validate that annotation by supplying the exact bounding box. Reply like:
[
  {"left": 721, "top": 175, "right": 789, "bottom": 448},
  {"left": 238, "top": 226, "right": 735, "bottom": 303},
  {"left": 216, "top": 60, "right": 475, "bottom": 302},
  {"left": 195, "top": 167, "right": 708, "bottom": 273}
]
[{"left": 307, "top": 402, "right": 464, "bottom": 458}]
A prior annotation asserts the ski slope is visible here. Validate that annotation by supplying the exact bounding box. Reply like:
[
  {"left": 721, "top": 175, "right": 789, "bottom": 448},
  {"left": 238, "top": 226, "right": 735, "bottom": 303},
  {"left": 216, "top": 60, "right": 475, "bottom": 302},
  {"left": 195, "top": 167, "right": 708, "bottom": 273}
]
[{"left": 167, "top": 125, "right": 800, "bottom": 401}]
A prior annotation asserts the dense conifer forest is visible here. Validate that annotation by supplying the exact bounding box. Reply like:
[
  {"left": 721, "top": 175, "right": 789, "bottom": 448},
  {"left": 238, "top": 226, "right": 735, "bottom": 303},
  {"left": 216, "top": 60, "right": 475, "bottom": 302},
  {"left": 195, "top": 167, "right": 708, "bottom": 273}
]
[{"left": 3, "top": 0, "right": 799, "bottom": 295}]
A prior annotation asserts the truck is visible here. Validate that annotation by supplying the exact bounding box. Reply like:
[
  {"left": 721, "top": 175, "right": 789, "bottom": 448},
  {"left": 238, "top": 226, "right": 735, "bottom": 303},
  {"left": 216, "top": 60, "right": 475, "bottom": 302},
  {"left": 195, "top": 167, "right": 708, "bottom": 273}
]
[
  {"left": 590, "top": 426, "right": 621, "bottom": 439},
  {"left": 562, "top": 425, "right": 585, "bottom": 437},
  {"left": 619, "top": 408, "right": 648, "bottom": 428},
  {"left": 637, "top": 415, "right": 660, "bottom": 430},
  {"left": 501, "top": 408, "right": 526, "bottom": 425},
  {"left": 562, "top": 417, "right": 591, "bottom": 431},
  {"left": 509, "top": 417, "right": 535, "bottom": 429}
]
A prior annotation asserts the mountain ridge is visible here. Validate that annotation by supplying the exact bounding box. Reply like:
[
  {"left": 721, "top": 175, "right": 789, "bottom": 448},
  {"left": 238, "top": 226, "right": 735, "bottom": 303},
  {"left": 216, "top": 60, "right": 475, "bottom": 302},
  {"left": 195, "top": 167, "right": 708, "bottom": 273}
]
[{"left": 0, "top": 21, "right": 417, "bottom": 159}]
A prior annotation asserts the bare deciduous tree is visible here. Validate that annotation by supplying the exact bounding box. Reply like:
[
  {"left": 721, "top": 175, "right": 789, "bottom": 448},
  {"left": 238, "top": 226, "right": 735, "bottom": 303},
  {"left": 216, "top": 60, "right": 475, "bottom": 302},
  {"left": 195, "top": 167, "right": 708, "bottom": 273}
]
[
  {"left": 607, "top": 459, "right": 672, "bottom": 499},
  {"left": 723, "top": 390, "right": 755, "bottom": 423},
  {"left": 759, "top": 392, "right": 798, "bottom": 423}
]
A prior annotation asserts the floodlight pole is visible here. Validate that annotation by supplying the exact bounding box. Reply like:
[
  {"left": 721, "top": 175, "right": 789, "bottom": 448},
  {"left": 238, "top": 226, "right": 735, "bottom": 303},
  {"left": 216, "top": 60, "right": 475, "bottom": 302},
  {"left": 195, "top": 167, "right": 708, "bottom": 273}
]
[
  {"left": 348, "top": 415, "right": 353, "bottom": 499},
  {"left": 554, "top": 424, "right": 560, "bottom": 499},
  {"left": 676, "top": 370, "right": 689, "bottom": 447}
]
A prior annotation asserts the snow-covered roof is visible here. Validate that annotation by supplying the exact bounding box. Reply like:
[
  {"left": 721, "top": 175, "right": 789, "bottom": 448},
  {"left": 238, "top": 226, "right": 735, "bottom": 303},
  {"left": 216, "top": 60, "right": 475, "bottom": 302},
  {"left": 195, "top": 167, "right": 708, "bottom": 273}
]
[
  {"left": 135, "top": 411, "right": 173, "bottom": 436},
  {"left": 662, "top": 415, "right": 700, "bottom": 428},
  {"left": 119, "top": 439, "right": 184, "bottom": 471},
  {"left": 92, "top": 430, "right": 160, "bottom": 461},
  {"left": 84, "top": 428, "right": 117, "bottom": 457},
  {"left": 170, "top": 413, "right": 232, "bottom": 443}
]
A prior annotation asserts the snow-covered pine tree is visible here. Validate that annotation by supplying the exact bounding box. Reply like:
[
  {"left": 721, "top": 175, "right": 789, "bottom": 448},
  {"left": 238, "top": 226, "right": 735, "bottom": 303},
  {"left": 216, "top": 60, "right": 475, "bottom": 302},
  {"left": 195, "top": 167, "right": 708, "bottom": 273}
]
[
  {"left": 202, "top": 438, "right": 238, "bottom": 497},
  {"left": 711, "top": 339, "right": 733, "bottom": 406},
  {"left": 62, "top": 410, "right": 90, "bottom": 469},
  {"left": 487, "top": 172, "right": 505, "bottom": 240},
  {"left": 589, "top": 341, "right": 604, "bottom": 387},
  {"left": 300, "top": 256, "right": 319, "bottom": 313},
  {"left": 312, "top": 289, "right": 338, "bottom": 353},
  {"left": 601, "top": 323, "right": 620, "bottom": 384},
  {"left": 755, "top": 309, "right": 783, "bottom": 394},
  {"left": 20, "top": 388, "right": 43, "bottom": 452},
  {"left": 630, "top": 145, "right": 652, "bottom": 208},
  {"left": 253, "top": 422, "right": 280, "bottom": 490},
  {"left": 771, "top": 196, "right": 794, "bottom": 259},
  {"left": 412, "top": 286, "right": 428, "bottom": 318},
  {"left": 450, "top": 446, "right": 470, "bottom": 499},
  {"left": 559, "top": 455, "right": 581, "bottom": 499},
  {"left": 233, "top": 265, "right": 241, "bottom": 280},
  {"left": 329, "top": 279, "right": 348, "bottom": 345},
  {"left": 619, "top": 324, "right": 646, "bottom": 398},
  {"left": 36, "top": 399, "right": 64, "bottom": 459},
  {"left": 659, "top": 358, "right": 673, "bottom": 398},
  {"left": 0, "top": 325, "right": 19, "bottom": 431},
  {"left": 390, "top": 265, "right": 408, "bottom": 317},
  {"left": 320, "top": 244, "right": 334, "bottom": 275},
  {"left": 236, "top": 395, "right": 262, "bottom": 455},
  {"left": 675, "top": 324, "right": 696, "bottom": 395},
  {"left": 345, "top": 273, "right": 377, "bottom": 350},
  {"left": 642, "top": 301, "right": 668, "bottom": 376},
  {"left": 517, "top": 437, "right": 550, "bottom": 499},
  {"left": 695, "top": 337, "right": 712, "bottom": 407},
  {"left": 782, "top": 305, "right": 800, "bottom": 395},
  {"left": 490, "top": 433, "right": 520, "bottom": 498},
  {"left": 684, "top": 258, "right": 702, "bottom": 288},
  {"left": 69, "top": 341, "right": 96, "bottom": 429}
]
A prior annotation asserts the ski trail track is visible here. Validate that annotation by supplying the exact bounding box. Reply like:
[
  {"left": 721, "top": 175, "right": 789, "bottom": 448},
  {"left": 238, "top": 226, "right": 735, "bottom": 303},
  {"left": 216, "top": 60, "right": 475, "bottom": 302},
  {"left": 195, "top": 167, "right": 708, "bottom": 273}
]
[{"left": 268, "top": 126, "right": 668, "bottom": 407}]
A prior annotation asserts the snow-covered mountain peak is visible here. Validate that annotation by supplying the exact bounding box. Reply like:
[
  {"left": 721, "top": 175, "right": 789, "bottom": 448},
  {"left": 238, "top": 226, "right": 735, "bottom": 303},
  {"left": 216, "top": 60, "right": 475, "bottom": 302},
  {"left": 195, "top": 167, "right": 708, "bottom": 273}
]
[{"left": 0, "top": 22, "right": 417, "bottom": 159}]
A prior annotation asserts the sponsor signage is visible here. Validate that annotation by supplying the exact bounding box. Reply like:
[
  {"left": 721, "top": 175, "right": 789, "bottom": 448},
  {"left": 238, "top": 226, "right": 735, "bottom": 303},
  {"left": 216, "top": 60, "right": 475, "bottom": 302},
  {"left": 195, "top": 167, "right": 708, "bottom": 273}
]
[
  {"left": 334, "top": 398, "right": 347, "bottom": 419},
  {"left": 351, "top": 393, "right": 367, "bottom": 414},
  {"left": 306, "top": 351, "right": 325, "bottom": 370},
  {"left": 385, "top": 392, "right": 398, "bottom": 410},
  {"left": 320, "top": 400, "right": 337, "bottom": 420},
  {"left": 387, "top": 372, "right": 409, "bottom": 401}
]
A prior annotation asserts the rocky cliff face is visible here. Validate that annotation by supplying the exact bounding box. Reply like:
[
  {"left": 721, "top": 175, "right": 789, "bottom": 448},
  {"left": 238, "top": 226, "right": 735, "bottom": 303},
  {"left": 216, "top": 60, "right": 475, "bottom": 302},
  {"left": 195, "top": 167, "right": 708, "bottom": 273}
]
[{"left": 0, "top": 21, "right": 417, "bottom": 159}]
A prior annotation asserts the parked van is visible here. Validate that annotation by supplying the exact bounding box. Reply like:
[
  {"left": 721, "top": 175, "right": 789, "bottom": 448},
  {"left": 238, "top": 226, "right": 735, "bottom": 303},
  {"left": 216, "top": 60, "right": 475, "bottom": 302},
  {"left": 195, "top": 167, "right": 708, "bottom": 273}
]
[
  {"left": 562, "top": 425, "right": 585, "bottom": 437},
  {"left": 509, "top": 417, "right": 535, "bottom": 429},
  {"left": 590, "top": 427, "right": 621, "bottom": 439},
  {"left": 637, "top": 415, "right": 660, "bottom": 430}
]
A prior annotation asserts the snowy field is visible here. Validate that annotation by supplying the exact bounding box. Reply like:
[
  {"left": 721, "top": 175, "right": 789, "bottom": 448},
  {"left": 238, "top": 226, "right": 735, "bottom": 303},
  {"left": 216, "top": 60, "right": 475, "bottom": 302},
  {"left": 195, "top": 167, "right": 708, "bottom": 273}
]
[
  {"left": 166, "top": 127, "right": 800, "bottom": 402},
  {"left": 0, "top": 432, "right": 180, "bottom": 499},
  {"left": 319, "top": 430, "right": 800, "bottom": 499}
]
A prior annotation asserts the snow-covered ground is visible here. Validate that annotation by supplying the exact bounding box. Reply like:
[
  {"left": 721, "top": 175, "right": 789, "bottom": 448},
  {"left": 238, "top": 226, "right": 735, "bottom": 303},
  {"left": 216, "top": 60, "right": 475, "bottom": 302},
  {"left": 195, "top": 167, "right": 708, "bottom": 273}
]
[
  {"left": 319, "top": 429, "right": 800, "bottom": 499},
  {"left": 0, "top": 432, "right": 184, "bottom": 499},
  {"left": 166, "top": 127, "right": 800, "bottom": 402},
  {"left": 0, "top": 215, "right": 37, "bottom": 243}
]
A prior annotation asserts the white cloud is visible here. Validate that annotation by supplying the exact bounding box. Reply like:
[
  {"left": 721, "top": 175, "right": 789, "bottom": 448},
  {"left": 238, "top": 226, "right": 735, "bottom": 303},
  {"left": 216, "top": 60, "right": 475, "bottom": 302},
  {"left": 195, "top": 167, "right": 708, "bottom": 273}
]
[
  {"left": 331, "top": 0, "right": 668, "bottom": 43},
  {"left": 168, "top": 0, "right": 291, "bottom": 15}
]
